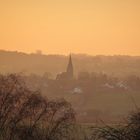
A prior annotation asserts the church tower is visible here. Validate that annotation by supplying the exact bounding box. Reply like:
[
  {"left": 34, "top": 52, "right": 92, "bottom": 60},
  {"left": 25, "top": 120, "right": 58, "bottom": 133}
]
[
  {"left": 66, "top": 55, "right": 74, "bottom": 79},
  {"left": 56, "top": 54, "right": 74, "bottom": 80}
]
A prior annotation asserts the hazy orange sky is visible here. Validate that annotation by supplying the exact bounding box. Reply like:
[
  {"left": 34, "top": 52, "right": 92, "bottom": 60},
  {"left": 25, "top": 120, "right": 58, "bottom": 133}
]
[{"left": 0, "top": 0, "right": 140, "bottom": 55}]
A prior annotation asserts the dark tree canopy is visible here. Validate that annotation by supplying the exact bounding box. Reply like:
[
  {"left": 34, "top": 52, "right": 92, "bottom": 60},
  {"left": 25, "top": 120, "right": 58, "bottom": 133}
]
[{"left": 0, "top": 74, "right": 75, "bottom": 140}]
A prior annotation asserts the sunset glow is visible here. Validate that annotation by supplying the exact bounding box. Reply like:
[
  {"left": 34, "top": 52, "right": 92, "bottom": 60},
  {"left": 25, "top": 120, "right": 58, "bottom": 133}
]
[{"left": 0, "top": 0, "right": 140, "bottom": 55}]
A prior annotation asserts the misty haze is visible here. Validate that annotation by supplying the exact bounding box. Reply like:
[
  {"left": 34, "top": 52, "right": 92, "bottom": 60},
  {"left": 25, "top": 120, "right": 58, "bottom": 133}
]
[
  {"left": 0, "top": 50, "right": 140, "bottom": 123},
  {"left": 1, "top": 0, "right": 140, "bottom": 139}
]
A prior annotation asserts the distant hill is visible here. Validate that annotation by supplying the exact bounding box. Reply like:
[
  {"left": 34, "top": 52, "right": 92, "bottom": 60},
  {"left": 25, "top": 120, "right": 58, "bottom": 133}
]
[{"left": 0, "top": 50, "right": 140, "bottom": 77}]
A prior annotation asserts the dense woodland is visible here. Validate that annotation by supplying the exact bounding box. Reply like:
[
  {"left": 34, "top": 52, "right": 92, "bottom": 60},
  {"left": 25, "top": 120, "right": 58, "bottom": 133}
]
[
  {"left": 22, "top": 72, "right": 140, "bottom": 123},
  {"left": 1, "top": 50, "right": 140, "bottom": 77}
]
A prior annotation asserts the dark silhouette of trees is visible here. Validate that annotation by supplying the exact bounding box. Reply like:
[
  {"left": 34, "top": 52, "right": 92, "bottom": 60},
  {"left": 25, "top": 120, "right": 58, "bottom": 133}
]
[
  {"left": 89, "top": 109, "right": 140, "bottom": 140},
  {"left": 0, "top": 74, "right": 75, "bottom": 140},
  {"left": 1, "top": 73, "right": 140, "bottom": 140}
]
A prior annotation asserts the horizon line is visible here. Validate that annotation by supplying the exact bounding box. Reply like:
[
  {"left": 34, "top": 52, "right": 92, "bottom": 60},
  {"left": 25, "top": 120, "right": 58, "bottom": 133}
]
[{"left": 0, "top": 49, "right": 140, "bottom": 57}]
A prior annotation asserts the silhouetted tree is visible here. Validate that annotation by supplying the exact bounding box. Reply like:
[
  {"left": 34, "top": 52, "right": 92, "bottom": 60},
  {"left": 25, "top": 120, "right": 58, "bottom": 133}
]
[{"left": 0, "top": 74, "right": 75, "bottom": 140}]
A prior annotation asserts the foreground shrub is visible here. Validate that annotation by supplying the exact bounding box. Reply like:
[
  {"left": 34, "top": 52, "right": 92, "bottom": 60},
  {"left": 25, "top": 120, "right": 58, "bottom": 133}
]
[{"left": 89, "top": 110, "right": 140, "bottom": 140}]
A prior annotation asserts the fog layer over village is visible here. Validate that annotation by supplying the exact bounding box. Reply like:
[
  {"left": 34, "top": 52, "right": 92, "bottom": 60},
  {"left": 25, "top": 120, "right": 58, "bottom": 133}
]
[{"left": 0, "top": 50, "right": 140, "bottom": 123}]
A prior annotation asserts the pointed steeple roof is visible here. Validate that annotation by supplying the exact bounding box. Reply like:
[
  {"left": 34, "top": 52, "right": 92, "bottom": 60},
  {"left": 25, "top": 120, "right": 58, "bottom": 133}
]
[{"left": 66, "top": 54, "right": 74, "bottom": 78}]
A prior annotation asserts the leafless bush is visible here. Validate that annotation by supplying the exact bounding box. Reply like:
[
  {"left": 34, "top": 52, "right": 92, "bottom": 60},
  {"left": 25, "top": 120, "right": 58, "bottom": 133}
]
[
  {"left": 89, "top": 109, "right": 140, "bottom": 140},
  {"left": 0, "top": 74, "right": 76, "bottom": 140}
]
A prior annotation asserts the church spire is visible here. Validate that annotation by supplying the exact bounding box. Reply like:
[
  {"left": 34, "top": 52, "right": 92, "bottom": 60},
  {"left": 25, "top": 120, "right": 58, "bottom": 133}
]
[{"left": 66, "top": 54, "right": 74, "bottom": 79}]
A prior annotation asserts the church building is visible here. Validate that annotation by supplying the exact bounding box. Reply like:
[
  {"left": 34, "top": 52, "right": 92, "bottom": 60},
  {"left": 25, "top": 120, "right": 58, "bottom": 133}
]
[{"left": 56, "top": 55, "right": 74, "bottom": 80}]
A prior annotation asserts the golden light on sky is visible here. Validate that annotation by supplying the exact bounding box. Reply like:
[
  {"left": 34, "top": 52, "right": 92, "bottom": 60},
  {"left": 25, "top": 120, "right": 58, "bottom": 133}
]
[{"left": 0, "top": 0, "right": 140, "bottom": 55}]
